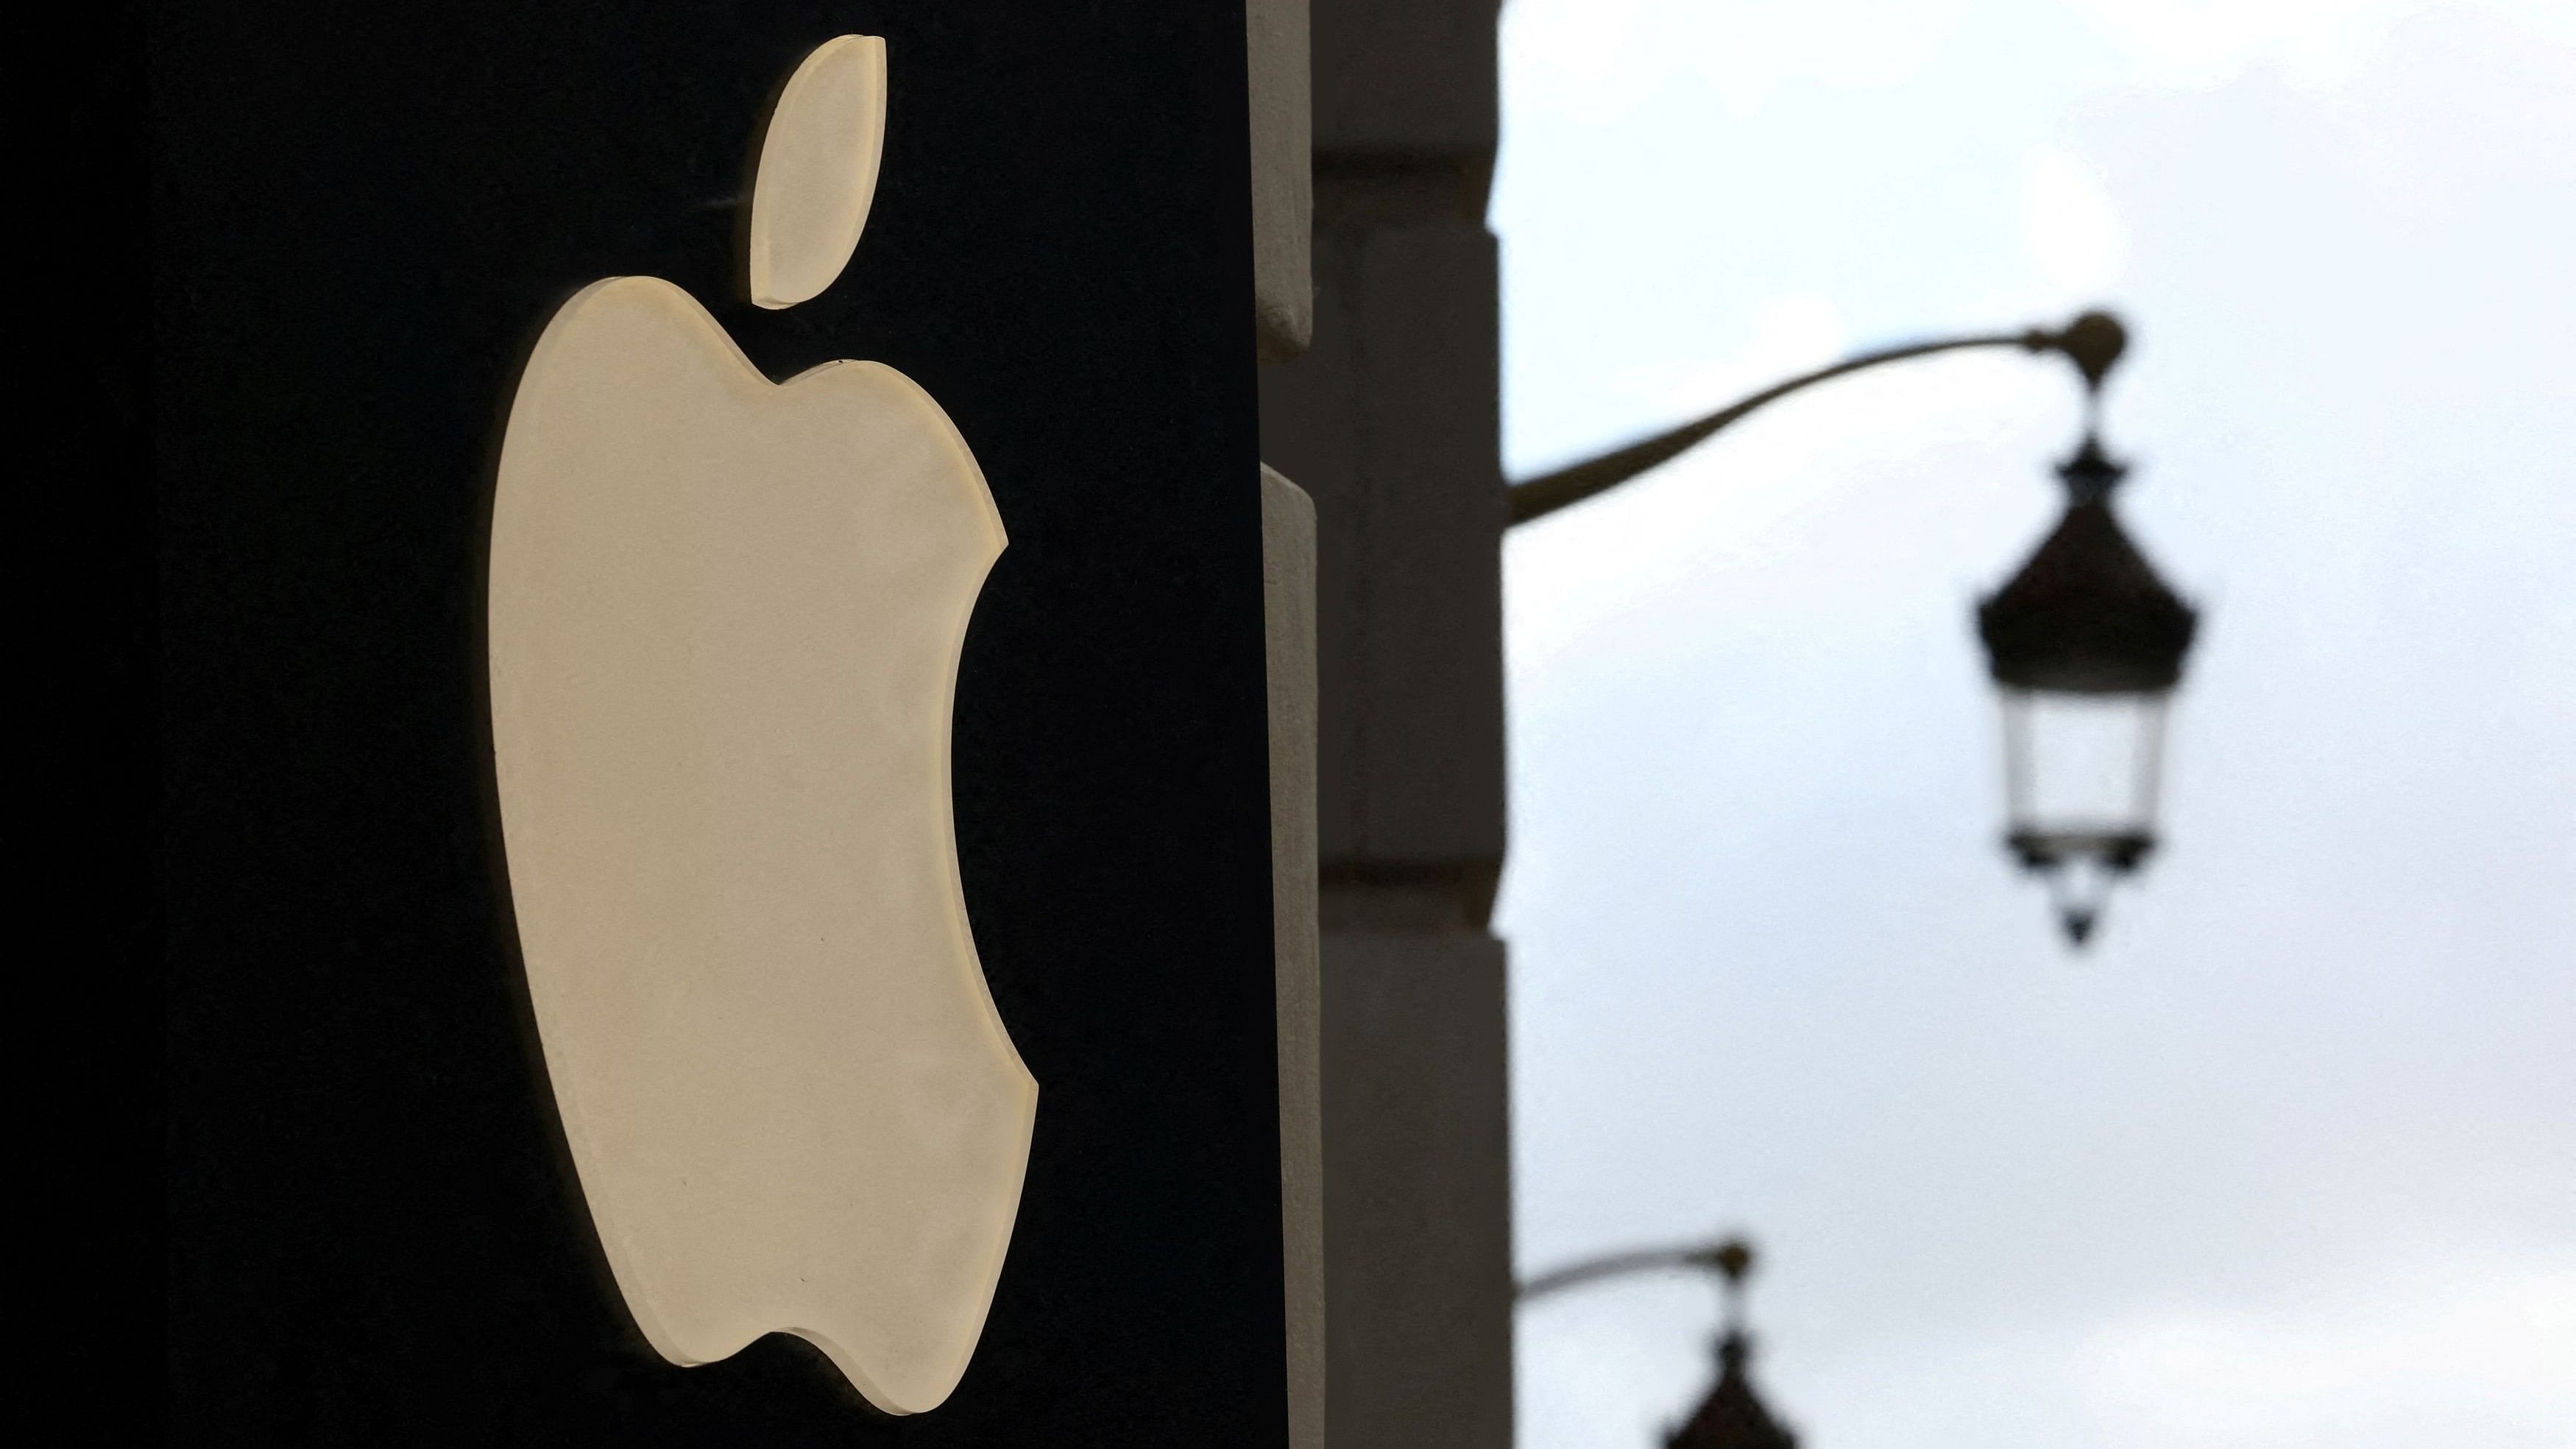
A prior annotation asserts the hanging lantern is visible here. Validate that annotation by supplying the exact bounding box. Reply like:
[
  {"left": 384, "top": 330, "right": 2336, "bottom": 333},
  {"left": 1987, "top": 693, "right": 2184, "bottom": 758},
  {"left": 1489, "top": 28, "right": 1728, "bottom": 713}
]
[
  {"left": 1664, "top": 1239, "right": 1799, "bottom": 1449},
  {"left": 1977, "top": 434, "right": 2197, "bottom": 945}
]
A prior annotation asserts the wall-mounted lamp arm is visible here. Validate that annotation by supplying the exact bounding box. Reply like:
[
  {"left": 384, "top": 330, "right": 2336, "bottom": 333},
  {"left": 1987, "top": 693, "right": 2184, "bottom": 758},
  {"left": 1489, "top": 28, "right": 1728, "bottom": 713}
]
[
  {"left": 1505, "top": 311, "right": 2126, "bottom": 528},
  {"left": 1518, "top": 1236, "right": 1755, "bottom": 1304}
]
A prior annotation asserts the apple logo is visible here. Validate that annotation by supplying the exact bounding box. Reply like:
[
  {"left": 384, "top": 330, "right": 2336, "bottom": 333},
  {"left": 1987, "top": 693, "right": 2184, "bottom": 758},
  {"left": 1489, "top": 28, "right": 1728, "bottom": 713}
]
[{"left": 485, "top": 35, "right": 1036, "bottom": 1416}]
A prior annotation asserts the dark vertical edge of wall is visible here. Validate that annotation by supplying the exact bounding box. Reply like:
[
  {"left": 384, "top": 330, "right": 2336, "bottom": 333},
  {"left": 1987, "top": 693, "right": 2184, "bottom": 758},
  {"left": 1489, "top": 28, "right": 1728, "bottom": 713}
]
[{"left": 27, "top": 0, "right": 162, "bottom": 1420}]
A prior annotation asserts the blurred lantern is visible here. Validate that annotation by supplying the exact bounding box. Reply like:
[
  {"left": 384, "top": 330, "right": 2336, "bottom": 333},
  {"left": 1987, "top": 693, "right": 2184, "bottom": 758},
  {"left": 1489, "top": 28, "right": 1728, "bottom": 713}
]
[
  {"left": 1665, "top": 1238, "right": 1798, "bottom": 1449},
  {"left": 1977, "top": 427, "right": 2197, "bottom": 946}
]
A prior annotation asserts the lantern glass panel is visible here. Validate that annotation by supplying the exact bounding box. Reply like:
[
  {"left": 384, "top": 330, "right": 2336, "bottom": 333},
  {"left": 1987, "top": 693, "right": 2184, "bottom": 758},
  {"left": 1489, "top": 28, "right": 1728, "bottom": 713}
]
[{"left": 1998, "top": 688, "right": 2168, "bottom": 861}]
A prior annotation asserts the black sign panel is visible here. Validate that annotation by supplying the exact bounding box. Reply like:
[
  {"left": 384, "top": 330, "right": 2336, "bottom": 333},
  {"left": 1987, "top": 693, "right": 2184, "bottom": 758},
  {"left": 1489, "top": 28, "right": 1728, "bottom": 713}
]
[{"left": 150, "top": 2, "right": 1281, "bottom": 1440}]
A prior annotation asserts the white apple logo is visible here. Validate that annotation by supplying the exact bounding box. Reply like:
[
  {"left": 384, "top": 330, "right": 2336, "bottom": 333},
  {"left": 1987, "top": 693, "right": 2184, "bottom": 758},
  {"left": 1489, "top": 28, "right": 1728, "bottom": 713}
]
[{"left": 485, "top": 35, "right": 1036, "bottom": 1416}]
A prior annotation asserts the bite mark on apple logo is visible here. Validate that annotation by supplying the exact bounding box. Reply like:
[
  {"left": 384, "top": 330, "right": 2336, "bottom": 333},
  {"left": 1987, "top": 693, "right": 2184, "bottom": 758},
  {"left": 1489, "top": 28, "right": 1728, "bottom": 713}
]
[{"left": 486, "top": 35, "right": 1036, "bottom": 1416}]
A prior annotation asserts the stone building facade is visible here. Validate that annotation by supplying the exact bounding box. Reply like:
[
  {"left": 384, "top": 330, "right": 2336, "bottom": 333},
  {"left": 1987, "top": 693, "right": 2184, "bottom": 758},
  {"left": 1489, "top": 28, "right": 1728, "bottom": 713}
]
[{"left": 1258, "top": 3, "right": 1516, "bottom": 1445}]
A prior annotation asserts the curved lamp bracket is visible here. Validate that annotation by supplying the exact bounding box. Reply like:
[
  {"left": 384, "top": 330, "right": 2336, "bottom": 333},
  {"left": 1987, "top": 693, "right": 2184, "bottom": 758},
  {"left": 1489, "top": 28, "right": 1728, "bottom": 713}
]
[{"left": 1506, "top": 309, "right": 2129, "bottom": 528}]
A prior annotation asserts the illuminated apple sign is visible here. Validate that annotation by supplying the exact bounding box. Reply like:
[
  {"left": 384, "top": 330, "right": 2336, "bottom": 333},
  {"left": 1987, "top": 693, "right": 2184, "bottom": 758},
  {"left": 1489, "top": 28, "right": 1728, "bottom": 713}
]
[{"left": 485, "top": 35, "right": 1036, "bottom": 1415}]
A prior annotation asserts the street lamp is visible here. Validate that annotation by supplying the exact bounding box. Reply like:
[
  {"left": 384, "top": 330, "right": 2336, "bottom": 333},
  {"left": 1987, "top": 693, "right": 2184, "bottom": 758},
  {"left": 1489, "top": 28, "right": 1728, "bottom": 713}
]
[
  {"left": 1518, "top": 1235, "right": 1799, "bottom": 1449},
  {"left": 1509, "top": 309, "right": 2198, "bottom": 945}
]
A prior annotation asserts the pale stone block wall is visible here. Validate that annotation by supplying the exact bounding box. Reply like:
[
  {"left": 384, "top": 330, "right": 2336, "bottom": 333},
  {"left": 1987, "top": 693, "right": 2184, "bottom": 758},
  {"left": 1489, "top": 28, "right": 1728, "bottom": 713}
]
[{"left": 1264, "top": 466, "right": 1326, "bottom": 1449}]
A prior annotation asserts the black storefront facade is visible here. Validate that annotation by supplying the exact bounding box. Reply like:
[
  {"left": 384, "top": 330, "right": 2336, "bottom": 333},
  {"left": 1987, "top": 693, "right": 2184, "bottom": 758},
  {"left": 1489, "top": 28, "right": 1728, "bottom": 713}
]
[{"left": 75, "top": 3, "right": 1309, "bottom": 1441}]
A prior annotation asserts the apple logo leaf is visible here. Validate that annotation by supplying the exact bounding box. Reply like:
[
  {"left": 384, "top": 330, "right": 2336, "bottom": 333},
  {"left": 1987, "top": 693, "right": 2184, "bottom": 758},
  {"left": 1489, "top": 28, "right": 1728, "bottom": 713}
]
[
  {"left": 486, "top": 35, "right": 1036, "bottom": 1417},
  {"left": 749, "top": 34, "right": 886, "bottom": 309}
]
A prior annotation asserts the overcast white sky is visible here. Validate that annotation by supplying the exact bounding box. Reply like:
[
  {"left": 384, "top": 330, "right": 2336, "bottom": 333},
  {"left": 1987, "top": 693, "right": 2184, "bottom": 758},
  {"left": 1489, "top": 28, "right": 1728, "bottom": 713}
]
[{"left": 1490, "top": 3, "right": 2576, "bottom": 1446}]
